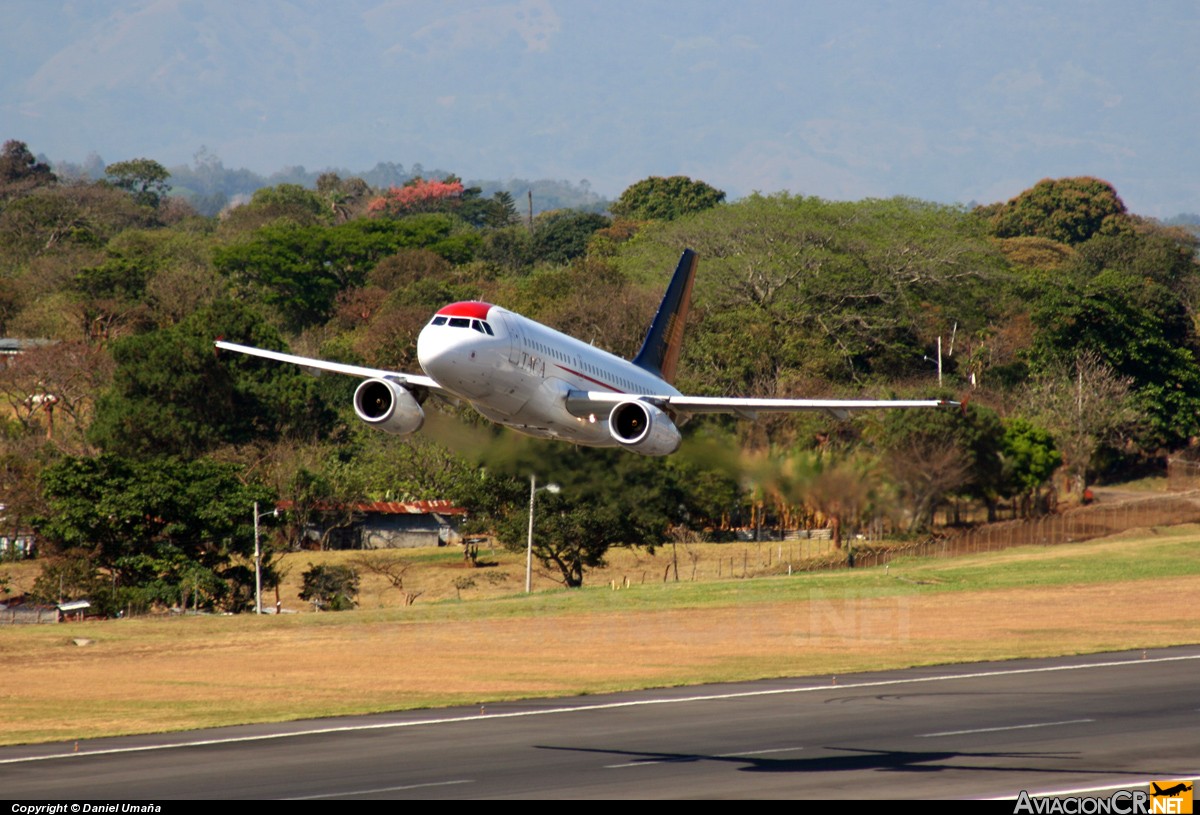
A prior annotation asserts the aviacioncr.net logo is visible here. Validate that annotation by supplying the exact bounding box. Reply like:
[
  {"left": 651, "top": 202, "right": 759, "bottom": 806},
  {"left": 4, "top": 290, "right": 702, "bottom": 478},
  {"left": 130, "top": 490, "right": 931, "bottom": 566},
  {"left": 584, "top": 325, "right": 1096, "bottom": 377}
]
[{"left": 1013, "top": 782, "right": 1194, "bottom": 815}]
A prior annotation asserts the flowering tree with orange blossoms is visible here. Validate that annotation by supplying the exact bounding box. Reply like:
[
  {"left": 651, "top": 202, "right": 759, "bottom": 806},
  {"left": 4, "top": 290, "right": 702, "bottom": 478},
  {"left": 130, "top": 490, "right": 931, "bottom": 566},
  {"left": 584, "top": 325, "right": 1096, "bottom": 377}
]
[{"left": 368, "top": 176, "right": 465, "bottom": 217}]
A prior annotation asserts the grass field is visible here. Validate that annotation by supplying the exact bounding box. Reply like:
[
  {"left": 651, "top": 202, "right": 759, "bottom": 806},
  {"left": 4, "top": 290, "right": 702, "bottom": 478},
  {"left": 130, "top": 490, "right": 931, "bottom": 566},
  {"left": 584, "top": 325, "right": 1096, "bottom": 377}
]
[{"left": 1, "top": 527, "right": 1198, "bottom": 747}]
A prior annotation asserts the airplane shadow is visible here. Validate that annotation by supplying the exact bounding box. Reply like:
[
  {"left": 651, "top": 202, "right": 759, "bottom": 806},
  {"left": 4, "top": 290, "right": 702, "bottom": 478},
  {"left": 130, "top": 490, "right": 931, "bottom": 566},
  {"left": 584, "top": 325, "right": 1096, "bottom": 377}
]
[{"left": 536, "top": 744, "right": 1152, "bottom": 777}]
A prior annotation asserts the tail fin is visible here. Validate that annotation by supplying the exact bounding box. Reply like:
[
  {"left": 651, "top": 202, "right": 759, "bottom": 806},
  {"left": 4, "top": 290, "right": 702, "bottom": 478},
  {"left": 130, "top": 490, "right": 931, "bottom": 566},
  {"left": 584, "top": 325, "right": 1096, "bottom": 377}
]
[{"left": 631, "top": 249, "right": 698, "bottom": 385}]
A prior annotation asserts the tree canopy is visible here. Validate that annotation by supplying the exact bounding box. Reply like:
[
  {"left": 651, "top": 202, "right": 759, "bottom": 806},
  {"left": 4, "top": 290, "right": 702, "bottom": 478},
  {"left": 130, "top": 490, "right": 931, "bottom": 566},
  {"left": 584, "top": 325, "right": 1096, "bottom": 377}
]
[
  {"left": 34, "top": 454, "right": 275, "bottom": 614},
  {"left": 983, "top": 176, "right": 1128, "bottom": 245},
  {"left": 0, "top": 140, "right": 56, "bottom": 201},
  {"left": 88, "top": 300, "right": 336, "bottom": 457},
  {"left": 610, "top": 175, "right": 726, "bottom": 221},
  {"left": 104, "top": 158, "right": 172, "bottom": 209},
  {"left": 5, "top": 143, "right": 1200, "bottom": 607}
]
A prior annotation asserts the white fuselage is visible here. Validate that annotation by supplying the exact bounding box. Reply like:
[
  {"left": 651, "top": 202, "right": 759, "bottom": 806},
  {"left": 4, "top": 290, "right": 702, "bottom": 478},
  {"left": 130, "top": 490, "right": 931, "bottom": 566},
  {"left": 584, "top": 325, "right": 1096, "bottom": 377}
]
[{"left": 416, "top": 302, "right": 680, "bottom": 446}]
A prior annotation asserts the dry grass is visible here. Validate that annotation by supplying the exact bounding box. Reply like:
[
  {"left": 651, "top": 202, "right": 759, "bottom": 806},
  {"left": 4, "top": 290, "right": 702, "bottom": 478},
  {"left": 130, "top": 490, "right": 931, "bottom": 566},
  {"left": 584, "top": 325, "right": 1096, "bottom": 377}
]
[
  {"left": 278, "top": 538, "right": 843, "bottom": 609},
  {"left": 1, "top": 532, "right": 1198, "bottom": 747}
]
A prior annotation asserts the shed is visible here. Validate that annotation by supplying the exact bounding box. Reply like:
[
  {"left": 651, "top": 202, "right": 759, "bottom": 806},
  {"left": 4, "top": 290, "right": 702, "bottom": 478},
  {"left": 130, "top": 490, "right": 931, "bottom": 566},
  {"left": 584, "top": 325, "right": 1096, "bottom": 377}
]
[
  {"left": 354, "top": 501, "right": 467, "bottom": 549},
  {"left": 277, "top": 499, "right": 467, "bottom": 550}
]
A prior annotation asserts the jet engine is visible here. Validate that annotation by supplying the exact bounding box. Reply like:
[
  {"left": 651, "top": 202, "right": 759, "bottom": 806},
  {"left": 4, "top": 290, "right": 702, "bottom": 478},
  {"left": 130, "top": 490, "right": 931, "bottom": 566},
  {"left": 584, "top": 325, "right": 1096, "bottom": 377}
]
[
  {"left": 353, "top": 379, "right": 425, "bottom": 435},
  {"left": 608, "top": 400, "right": 682, "bottom": 456}
]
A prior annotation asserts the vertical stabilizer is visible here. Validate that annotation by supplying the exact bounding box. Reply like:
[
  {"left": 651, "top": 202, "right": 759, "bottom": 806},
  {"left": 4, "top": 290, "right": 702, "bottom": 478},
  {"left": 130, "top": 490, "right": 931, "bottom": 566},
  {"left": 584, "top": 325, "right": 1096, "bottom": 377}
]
[{"left": 631, "top": 249, "right": 697, "bottom": 385}]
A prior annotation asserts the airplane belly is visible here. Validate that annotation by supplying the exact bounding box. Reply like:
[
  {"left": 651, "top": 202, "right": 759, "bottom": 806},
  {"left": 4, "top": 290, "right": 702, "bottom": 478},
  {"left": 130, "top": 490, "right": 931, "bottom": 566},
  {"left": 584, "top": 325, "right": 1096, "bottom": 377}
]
[
  {"left": 480, "top": 356, "right": 529, "bottom": 416},
  {"left": 494, "top": 377, "right": 616, "bottom": 447}
]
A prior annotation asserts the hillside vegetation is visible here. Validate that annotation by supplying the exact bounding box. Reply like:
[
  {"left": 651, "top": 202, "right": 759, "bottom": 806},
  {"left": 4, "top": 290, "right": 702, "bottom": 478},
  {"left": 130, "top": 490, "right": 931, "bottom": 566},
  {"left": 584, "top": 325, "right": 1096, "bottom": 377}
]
[{"left": 3, "top": 140, "right": 1199, "bottom": 611}]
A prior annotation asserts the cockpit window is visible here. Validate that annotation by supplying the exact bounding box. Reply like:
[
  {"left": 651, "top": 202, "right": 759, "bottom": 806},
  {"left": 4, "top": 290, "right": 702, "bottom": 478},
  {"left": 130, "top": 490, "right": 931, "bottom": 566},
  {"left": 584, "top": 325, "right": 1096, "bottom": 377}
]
[{"left": 433, "top": 314, "right": 495, "bottom": 333}]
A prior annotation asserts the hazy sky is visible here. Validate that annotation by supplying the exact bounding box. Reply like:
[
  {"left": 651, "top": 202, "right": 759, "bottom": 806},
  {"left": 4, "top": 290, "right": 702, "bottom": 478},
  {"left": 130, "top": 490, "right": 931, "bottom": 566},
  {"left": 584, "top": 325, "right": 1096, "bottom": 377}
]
[{"left": 3, "top": 0, "right": 1197, "bottom": 216}]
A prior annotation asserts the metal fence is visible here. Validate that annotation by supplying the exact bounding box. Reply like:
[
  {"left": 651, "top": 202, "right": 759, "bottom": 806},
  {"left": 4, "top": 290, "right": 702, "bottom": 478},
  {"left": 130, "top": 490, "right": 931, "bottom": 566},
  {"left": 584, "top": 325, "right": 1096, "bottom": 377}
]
[
  {"left": 833, "top": 491, "right": 1200, "bottom": 571},
  {"left": 1167, "top": 457, "right": 1200, "bottom": 492}
]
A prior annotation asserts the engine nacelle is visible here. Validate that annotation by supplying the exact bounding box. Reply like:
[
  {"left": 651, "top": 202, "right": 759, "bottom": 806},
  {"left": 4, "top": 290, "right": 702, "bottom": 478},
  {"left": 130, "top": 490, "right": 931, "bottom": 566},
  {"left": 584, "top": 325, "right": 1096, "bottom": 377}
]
[
  {"left": 353, "top": 378, "right": 425, "bottom": 435},
  {"left": 608, "top": 400, "right": 682, "bottom": 456}
]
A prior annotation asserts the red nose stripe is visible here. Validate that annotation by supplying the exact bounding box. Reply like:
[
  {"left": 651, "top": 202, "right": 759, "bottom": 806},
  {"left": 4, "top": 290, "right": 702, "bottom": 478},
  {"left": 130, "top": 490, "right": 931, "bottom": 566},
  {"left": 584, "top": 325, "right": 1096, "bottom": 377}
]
[{"left": 436, "top": 301, "right": 494, "bottom": 319}]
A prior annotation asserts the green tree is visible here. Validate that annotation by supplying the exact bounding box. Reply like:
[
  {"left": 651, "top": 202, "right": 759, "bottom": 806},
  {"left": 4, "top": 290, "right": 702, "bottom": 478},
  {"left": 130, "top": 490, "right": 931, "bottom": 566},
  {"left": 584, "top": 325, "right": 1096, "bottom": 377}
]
[
  {"left": 299, "top": 563, "right": 359, "bottom": 610},
  {"left": 530, "top": 210, "right": 610, "bottom": 264},
  {"left": 494, "top": 497, "right": 635, "bottom": 588},
  {"left": 1000, "top": 418, "right": 1062, "bottom": 515},
  {"left": 1027, "top": 268, "right": 1200, "bottom": 449},
  {"left": 0, "top": 183, "right": 152, "bottom": 262},
  {"left": 237, "top": 183, "right": 328, "bottom": 225},
  {"left": 316, "top": 173, "right": 372, "bottom": 222},
  {"left": 870, "top": 402, "right": 1004, "bottom": 529},
  {"left": 1070, "top": 220, "right": 1200, "bottom": 289},
  {"left": 621, "top": 194, "right": 1008, "bottom": 399},
  {"left": 213, "top": 215, "right": 479, "bottom": 329},
  {"left": 456, "top": 439, "right": 686, "bottom": 588},
  {"left": 984, "top": 177, "right": 1128, "bottom": 245},
  {"left": 0, "top": 140, "right": 56, "bottom": 201},
  {"left": 481, "top": 226, "right": 535, "bottom": 270},
  {"left": 610, "top": 175, "right": 726, "bottom": 221},
  {"left": 28, "top": 555, "right": 105, "bottom": 605},
  {"left": 70, "top": 231, "right": 167, "bottom": 341},
  {"left": 34, "top": 454, "right": 276, "bottom": 613},
  {"left": 105, "top": 158, "right": 172, "bottom": 209},
  {"left": 89, "top": 300, "right": 336, "bottom": 457},
  {"left": 274, "top": 457, "right": 366, "bottom": 551}
]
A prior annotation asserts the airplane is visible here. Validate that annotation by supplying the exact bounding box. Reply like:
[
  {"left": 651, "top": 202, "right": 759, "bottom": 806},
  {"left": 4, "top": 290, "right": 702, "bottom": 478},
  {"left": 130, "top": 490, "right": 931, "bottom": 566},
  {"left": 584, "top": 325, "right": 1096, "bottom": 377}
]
[
  {"left": 215, "top": 249, "right": 955, "bottom": 455},
  {"left": 1151, "top": 783, "right": 1193, "bottom": 797}
]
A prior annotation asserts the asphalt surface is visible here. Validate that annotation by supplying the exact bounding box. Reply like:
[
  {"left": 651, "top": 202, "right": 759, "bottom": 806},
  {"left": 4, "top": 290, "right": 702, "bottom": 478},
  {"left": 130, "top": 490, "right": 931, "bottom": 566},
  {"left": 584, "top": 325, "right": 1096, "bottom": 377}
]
[{"left": 2, "top": 646, "right": 1198, "bottom": 799}]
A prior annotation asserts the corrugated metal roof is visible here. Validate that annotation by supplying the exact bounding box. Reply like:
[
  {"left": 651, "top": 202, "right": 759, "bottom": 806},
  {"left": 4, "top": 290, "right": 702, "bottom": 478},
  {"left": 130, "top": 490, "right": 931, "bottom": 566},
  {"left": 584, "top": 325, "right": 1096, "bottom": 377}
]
[
  {"left": 356, "top": 500, "right": 467, "bottom": 515},
  {"left": 275, "top": 500, "right": 466, "bottom": 516}
]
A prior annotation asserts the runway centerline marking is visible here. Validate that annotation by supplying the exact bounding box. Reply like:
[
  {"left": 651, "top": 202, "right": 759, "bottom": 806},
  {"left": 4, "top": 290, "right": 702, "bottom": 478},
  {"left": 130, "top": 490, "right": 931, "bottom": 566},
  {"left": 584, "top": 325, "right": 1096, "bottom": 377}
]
[
  {"left": 918, "top": 718, "right": 1095, "bottom": 738},
  {"left": 3, "top": 652, "right": 1197, "bottom": 766},
  {"left": 287, "top": 779, "right": 474, "bottom": 799}
]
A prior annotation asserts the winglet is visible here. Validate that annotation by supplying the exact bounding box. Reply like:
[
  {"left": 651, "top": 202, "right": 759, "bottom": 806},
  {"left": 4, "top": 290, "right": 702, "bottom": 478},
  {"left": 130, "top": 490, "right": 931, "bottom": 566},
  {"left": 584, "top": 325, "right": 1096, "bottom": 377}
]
[{"left": 631, "top": 249, "right": 698, "bottom": 385}]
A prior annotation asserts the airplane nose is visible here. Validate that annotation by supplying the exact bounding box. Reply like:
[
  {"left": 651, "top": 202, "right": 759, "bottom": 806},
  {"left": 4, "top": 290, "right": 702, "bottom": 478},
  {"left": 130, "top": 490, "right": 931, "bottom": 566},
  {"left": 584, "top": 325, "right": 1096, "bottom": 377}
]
[
  {"left": 417, "top": 325, "right": 452, "bottom": 376},
  {"left": 417, "top": 324, "right": 492, "bottom": 398}
]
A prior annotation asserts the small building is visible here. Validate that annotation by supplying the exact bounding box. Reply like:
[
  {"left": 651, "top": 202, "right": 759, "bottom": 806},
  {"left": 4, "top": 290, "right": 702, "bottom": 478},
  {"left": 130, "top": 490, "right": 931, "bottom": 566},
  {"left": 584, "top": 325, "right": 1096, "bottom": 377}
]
[
  {"left": 353, "top": 501, "right": 466, "bottom": 549},
  {"left": 57, "top": 600, "right": 91, "bottom": 621},
  {"left": 278, "top": 499, "right": 467, "bottom": 550},
  {"left": 0, "top": 533, "right": 35, "bottom": 558},
  {"left": 0, "top": 599, "right": 90, "bottom": 624},
  {"left": 0, "top": 337, "right": 56, "bottom": 364}
]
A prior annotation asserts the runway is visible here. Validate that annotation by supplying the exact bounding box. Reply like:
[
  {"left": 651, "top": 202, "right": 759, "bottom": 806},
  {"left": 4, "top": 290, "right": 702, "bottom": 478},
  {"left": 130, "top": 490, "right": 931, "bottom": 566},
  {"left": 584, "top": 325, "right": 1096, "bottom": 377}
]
[{"left": 3, "top": 646, "right": 1198, "bottom": 799}]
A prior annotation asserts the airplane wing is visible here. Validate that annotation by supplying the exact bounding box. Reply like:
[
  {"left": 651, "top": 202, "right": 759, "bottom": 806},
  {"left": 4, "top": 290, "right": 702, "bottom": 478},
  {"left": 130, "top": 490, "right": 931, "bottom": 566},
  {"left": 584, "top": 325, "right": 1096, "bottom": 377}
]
[
  {"left": 565, "top": 390, "right": 957, "bottom": 421},
  {"left": 214, "top": 340, "right": 444, "bottom": 393}
]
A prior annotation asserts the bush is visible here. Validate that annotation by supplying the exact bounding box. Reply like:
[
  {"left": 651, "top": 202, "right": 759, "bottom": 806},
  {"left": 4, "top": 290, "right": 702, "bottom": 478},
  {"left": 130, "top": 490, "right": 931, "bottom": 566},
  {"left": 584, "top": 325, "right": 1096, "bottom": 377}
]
[{"left": 299, "top": 563, "right": 359, "bottom": 611}]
